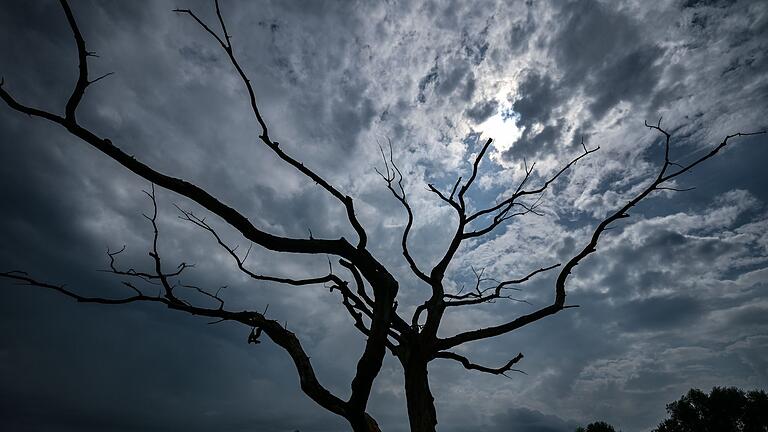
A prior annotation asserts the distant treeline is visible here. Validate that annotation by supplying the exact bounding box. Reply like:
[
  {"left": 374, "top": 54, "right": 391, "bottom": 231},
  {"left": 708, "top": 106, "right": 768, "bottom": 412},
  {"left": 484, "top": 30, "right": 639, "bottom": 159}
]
[{"left": 577, "top": 386, "right": 768, "bottom": 432}]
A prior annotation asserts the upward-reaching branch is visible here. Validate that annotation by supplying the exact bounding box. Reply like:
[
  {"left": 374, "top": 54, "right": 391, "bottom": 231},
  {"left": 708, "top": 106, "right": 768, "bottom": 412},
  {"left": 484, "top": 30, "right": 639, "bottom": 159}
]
[
  {"left": 60, "top": 0, "right": 88, "bottom": 121},
  {"left": 457, "top": 138, "right": 494, "bottom": 211},
  {"left": 375, "top": 139, "right": 431, "bottom": 285},
  {"left": 443, "top": 263, "right": 560, "bottom": 307},
  {"left": 436, "top": 124, "right": 764, "bottom": 351},
  {"left": 174, "top": 1, "right": 369, "bottom": 249},
  {"left": 465, "top": 138, "right": 599, "bottom": 227}
]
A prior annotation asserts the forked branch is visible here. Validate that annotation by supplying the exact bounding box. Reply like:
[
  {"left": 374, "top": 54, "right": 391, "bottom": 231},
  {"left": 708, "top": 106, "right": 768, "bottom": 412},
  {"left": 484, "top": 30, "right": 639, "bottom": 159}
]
[
  {"left": 173, "top": 1, "right": 369, "bottom": 249},
  {"left": 174, "top": 204, "right": 399, "bottom": 340},
  {"left": 465, "top": 138, "right": 599, "bottom": 227},
  {"left": 457, "top": 138, "right": 494, "bottom": 210},
  {"left": 436, "top": 124, "right": 764, "bottom": 351},
  {"left": 444, "top": 263, "right": 560, "bottom": 307},
  {"left": 375, "top": 139, "right": 431, "bottom": 284}
]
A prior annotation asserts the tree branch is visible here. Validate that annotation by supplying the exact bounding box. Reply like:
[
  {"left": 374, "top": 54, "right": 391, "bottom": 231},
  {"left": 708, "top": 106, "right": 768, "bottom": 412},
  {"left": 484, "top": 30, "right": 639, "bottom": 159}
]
[
  {"left": 457, "top": 138, "right": 493, "bottom": 211},
  {"left": 176, "top": 206, "right": 342, "bottom": 286},
  {"left": 0, "top": 269, "right": 351, "bottom": 417},
  {"left": 375, "top": 139, "right": 431, "bottom": 285},
  {"left": 1, "top": 2, "right": 372, "bottom": 266},
  {"left": 436, "top": 124, "right": 762, "bottom": 351},
  {"left": 173, "top": 1, "right": 400, "bottom": 415},
  {"left": 339, "top": 259, "right": 374, "bottom": 308},
  {"left": 59, "top": 0, "right": 88, "bottom": 121},
  {"left": 444, "top": 263, "right": 559, "bottom": 307},
  {"left": 174, "top": 2, "right": 369, "bottom": 249},
  {"left": 465, "top": 139, "right": 598, "bottom": 227},
  {"left": 434, "top": 351, "right": 525, "bottom": 377},
  {"left": 173, "top": 203, "right": 402, "bottom": 341}
]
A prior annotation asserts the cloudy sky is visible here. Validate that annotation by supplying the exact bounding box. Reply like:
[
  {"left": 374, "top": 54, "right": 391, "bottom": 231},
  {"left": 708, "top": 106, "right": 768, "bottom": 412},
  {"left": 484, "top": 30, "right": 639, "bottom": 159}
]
[{"left": 1, "top": 0, "right": 767, "bottom": 431}]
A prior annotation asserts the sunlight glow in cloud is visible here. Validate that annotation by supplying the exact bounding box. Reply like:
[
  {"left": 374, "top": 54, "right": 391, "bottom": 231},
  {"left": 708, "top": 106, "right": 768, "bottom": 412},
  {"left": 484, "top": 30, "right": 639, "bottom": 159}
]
[{"left": 474, "top": 92, "right": 523, "bottom": 167}]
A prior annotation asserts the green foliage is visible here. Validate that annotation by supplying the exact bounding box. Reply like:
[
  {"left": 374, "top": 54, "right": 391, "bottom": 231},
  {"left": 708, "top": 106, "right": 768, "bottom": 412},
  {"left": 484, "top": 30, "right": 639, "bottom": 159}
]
[
  {"left": 653, "top": 387, "right": 768, "bottom": 432},
  {"left": 576, "top": 421, "right": 618, "bottom": 432}
]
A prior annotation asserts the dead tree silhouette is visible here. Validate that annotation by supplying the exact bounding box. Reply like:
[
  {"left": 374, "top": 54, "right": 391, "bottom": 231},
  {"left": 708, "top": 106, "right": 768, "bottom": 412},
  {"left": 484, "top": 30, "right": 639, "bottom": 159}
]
[{"left": 0, "top": 1, "right": 764, "bottom": 431}]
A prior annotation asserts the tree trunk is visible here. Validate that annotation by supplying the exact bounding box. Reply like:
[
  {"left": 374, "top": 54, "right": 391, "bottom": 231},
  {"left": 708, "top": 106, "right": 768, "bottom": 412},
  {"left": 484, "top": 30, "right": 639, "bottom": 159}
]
[
  {"left": 348, "top": 412, "right": 382, "bottom": 432},
  {"left": 404, "top": 360, "right": 438, "bottom": 432}
]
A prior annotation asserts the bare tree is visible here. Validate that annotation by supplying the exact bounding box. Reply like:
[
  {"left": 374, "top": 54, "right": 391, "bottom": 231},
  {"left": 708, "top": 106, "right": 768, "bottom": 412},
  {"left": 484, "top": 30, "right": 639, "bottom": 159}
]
[{"left": 0, "top": 2, "right": 764, "bottom": 431}]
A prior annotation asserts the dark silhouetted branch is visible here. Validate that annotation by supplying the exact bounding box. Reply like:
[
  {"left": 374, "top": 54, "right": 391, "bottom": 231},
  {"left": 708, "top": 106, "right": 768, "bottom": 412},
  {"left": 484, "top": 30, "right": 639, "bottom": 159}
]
[
  {"left": 444, "top": 263, "right": 559, "bottom": 307},
  {"left": 375, "top": 139, "right": 431, "bottom": 285},
  {"left": 457, "top": 138, "right": 494, "bottom": 211},
  {"left": 174, "top": 2, "right": 368, "bottom": 249},
  {"left": 0, "top": 269, "right": 351, "bottom": 418},
  {"left": 434, "top": 351, "right": 525, "bottom": 377},
  {"left": 176, "top": 206, "right": 342, "bottom": 287},
  {"left": 465, "top": 138, "right": 598, "bottom": 227},
  {"left": 436, "top": 125, "right": 762, "bottom": 351}
]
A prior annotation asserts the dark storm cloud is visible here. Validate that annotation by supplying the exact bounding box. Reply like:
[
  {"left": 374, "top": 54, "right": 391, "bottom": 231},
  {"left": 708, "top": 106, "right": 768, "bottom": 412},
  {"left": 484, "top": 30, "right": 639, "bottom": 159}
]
[
  {"left": 554, "top": 2, "right": 633, "bottom": 71},
  {"left": 506, "top": 4, "right": 536, "bottom": 53},
  {"left": 436, "top": 63, "right": 472, "bottom": 98},
  {"left": 500, "top": 71, "right": 563, "bottom": 160},
  {"left": 512, "top": 73, "right": 558, "bottom": 125},
  {"left": 466, "top": 98, "right": 499, "bottom": 123},
  {"left": 417, "top": 59, "right": 478, "bottom": 105},
  {"left": 178, "top": 42, "right": 220, "bottom": 65},
  {"left": 417, "top": 63, "right": 441, "bottom": 103},
  {"left": 461, "top": 23, "right": 491, "bottom": 66},
  {"left": 498, "top": 85, "right": 556, "bottom": 162},
  {"left": 584, "top": 44, "right": 665, "bottom": 120},
  {"left": 0, "top": 295, "right": 347, "bottom": 432},
  {"left": 579, "top": 221, "right": 748, "bottom": 301},
  {"left": 617, "top": 295, "right": 703, "bottom": 331},
  {"left": 551, "top": 0, "right": 657, "bottom": 103},
  {"left": 728, "top": 303, "right": 768, "bottom": 327},
  {"left": 501, "top": 0, "right": 667, "bottom": 161}
]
